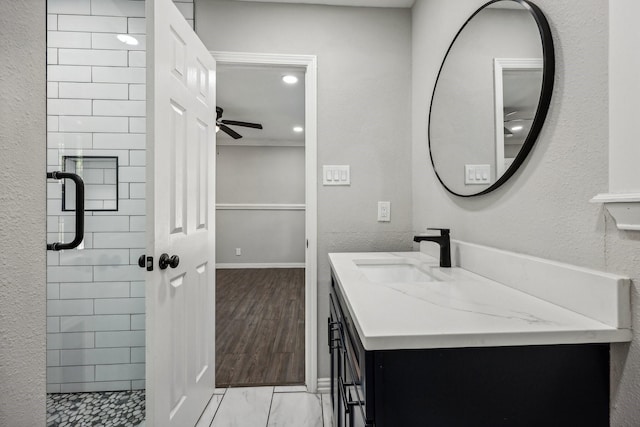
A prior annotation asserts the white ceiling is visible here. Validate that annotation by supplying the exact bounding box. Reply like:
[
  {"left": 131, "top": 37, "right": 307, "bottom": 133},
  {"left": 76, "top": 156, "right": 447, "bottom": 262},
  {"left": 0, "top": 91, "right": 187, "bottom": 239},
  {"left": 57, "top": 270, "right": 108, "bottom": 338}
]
[
  {"left": 232, "top": 0, "right": 415, "bottom": 8},
  {"left": 217, "top": 64, "right": 305, "bottom": 145}
]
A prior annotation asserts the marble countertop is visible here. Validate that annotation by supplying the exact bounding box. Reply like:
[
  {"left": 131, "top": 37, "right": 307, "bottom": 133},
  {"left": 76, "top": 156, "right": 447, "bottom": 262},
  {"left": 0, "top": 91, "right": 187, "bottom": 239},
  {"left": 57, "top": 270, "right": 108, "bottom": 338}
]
[{"left": 328, "top": 251, "right": 632, "bottom": 351}]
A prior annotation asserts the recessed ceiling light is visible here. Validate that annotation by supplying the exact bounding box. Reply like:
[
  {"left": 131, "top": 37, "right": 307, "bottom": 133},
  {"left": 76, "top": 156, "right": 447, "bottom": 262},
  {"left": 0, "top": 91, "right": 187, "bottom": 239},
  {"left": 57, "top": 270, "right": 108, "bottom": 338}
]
[
  {"left": 293, "top": 126, "right": 304, "bottom": 133},
  {"left": 117, "top": 34, "right": 139, "bottom": 46},
  {"left": 282, "top": 75, "right": 298, "bottom": 84}
]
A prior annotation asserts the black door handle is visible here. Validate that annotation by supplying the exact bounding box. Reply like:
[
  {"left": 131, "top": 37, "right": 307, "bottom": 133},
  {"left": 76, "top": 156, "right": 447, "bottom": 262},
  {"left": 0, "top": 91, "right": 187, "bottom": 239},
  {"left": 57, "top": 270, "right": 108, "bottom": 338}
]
[
  {"left": 159, "top": 253, "right": 179, "bottom": 270},
  {"left": 47, "top": 171, "right": 84, "bottom": 251}
]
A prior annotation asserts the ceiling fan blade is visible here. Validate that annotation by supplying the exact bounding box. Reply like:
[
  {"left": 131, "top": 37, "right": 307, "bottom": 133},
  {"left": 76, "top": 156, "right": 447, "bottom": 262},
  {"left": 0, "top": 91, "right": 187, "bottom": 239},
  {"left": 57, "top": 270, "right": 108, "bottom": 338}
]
[
  {"left": 216, "top": 106, "right": 223, "bottom": 121},
  {"left": 219, "top": 124, "right": 242, "bottom": 139},
  {"left": 220, "top": 120, "right": 263, "bottom": 129}
]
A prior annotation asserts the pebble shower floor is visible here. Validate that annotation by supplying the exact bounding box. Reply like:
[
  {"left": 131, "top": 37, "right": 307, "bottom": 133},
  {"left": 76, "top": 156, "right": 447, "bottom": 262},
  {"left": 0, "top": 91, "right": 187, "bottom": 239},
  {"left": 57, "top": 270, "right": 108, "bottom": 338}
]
[{"left": 46, "top": 390, "right": 145, "bottom": 427}]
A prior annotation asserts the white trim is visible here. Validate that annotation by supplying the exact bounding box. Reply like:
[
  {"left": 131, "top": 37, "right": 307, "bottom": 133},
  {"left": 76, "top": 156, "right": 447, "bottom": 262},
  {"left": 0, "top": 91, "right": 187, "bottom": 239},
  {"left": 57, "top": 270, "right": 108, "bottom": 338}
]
[
  {"left": 211, "top": 51, "right": 317, "bottom": 67},
  {"left": 603, "top": 2, "right": 640, "bottom": 231},
  {"left": 232, "top": 0, "right": 415, "bottom": 8},
  {"left": 212, "top": 51, "right": 319, "bottom": 393},
  {"left": 216, "top": 262, "right": 305, "bottom": 269},
  {"left": 216, "top": 203, "right": 305, "bottom": 211},
  {"left": 493, "top": 58, "right": 543, "bottom": 177},
  {"left": 590, "top": 193, "right": 640, "bottom": 231},
  {"left": 217, "top": 138, "right": 304, "bottom": 147},
  {"left": 494, "top": 58, "right": 544, "bottom": 69},
  {"left": 316, "top": 377, "right": 331, "bottom": 394},
  {"left": 590, "top": 192, "right": 640, "bottom": 203}
]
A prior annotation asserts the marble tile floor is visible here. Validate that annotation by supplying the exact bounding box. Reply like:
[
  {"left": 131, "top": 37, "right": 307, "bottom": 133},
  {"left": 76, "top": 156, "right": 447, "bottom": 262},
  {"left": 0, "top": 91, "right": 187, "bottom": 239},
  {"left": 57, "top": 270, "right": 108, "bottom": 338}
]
[
  {"left": 137, "top": 386, "right": 332, "bottom": 427},
  {"left": 48, "top": 386, "right": 332, "bottom": 427},
  {"left": 205, "top": 386, "right": 332, "bottom": 427},
  {"left": 46, "top": 390, "right": 145, "bottom": 427}
]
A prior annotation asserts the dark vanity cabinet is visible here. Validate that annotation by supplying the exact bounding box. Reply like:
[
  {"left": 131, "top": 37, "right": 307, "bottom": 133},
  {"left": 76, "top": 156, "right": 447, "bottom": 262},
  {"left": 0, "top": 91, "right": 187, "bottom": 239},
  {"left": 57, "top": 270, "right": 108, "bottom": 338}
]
[
  {"left": 329, "top": 276, "right": 372, "bottom": 427},
  {"left": 328, "top": 274, "right": 611, "bottom": 426}
]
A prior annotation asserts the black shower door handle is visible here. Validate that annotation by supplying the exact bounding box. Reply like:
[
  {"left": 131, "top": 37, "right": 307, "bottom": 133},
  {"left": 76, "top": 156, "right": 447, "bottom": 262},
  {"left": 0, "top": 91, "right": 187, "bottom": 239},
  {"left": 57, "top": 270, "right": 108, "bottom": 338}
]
[{"left": 47, "top": 171, "right": 85, "bottom": 251}]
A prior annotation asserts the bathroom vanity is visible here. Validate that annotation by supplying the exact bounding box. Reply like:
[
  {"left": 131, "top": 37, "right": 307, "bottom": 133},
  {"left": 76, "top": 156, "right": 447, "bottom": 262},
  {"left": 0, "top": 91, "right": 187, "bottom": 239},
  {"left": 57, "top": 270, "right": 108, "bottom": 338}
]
[{"left": 328, "top": 249, "right": 631, "bottom": 426}]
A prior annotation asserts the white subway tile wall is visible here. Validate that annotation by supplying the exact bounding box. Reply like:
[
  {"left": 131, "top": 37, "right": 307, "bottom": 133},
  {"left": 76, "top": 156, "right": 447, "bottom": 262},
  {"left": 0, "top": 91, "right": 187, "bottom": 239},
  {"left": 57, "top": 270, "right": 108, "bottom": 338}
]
[{"left": 46, "top": 0, "right": 194, "bottom": 391}]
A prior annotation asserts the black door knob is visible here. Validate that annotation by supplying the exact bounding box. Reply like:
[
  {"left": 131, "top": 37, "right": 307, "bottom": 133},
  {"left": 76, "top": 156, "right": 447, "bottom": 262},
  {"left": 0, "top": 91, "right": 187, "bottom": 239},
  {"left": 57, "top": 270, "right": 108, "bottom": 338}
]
[{"left": 159, "top": 253, "right": 180, "bottom": 270}]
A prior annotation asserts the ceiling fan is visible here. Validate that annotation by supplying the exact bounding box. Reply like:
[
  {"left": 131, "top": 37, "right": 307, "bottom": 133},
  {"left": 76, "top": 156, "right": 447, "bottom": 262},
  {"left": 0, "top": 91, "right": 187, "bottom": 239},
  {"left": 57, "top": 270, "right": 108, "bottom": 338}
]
[{"left": 216, "top": 106, "right": 263, "bottom": 139}]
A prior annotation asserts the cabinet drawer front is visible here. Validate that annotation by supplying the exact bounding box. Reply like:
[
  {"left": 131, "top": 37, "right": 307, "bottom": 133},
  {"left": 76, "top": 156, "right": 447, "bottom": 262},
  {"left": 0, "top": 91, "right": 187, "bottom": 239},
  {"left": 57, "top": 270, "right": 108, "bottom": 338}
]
[{"left": 331, "top": 276, "right": 375, "bottom": 424}]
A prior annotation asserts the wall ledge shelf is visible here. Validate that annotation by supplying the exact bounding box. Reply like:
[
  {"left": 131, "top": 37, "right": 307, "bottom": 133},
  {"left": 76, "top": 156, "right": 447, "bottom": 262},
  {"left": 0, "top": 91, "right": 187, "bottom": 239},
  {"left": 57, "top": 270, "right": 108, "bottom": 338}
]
[{"left": 590, "top": 193, "right": 640, "bottom": 231}]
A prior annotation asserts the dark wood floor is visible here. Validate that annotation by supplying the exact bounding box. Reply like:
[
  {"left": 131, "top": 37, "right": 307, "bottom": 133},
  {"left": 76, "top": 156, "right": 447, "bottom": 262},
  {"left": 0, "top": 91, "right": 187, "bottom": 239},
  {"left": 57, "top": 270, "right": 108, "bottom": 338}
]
[{"left": 215, "top": 268, "right": 305, "bottom": 387}]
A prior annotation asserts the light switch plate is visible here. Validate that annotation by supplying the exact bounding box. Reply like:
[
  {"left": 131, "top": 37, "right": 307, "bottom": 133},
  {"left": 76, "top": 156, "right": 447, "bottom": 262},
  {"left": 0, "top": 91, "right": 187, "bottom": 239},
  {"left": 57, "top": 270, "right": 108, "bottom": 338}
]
[
  {"left": 465, "top": 164, "right": 491, "bottom": 185},
  {"left": 323, "top": 165, "right": 350, "bottom": 186}
]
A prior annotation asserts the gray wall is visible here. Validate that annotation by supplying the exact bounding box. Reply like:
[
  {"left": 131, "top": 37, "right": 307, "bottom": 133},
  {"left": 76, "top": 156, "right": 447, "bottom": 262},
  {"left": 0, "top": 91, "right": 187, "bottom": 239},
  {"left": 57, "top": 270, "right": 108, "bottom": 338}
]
[
  {"left": 216, "top": 145, "right": 305, "bottom": 264},
  {"left": 6, "top": 2, "right": 632, "bottom": 423},
  {"left": 196, "top": 0, "right": 414, "bottom": 378},
  {"left": 412, "top": 0, "right": 640, "bottom": 424},
  {"left": 0, "top": 0, "right": 47, "bottom": 425}
]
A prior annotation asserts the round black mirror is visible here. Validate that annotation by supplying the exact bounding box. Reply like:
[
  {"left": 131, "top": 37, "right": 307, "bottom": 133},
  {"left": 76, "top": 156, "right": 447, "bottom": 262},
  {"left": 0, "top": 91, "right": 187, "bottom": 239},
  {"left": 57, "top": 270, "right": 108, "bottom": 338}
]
[{"left": 429, "top": 0, "right": 554, "bottom": 197}]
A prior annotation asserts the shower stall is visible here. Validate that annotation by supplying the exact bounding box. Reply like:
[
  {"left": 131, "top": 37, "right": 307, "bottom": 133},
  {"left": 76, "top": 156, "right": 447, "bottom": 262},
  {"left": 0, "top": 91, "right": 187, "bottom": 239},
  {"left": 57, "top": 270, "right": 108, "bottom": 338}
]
[{"left": 45, "top": 0, "right": 194, "bottom": 425}]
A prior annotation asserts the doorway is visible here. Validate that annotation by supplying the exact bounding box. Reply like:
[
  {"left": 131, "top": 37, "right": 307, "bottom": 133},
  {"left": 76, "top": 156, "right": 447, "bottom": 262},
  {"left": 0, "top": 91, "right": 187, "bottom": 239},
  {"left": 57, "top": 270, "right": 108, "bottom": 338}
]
[{"left": 213, "top": 52, "right": 318, "bottom": 391}]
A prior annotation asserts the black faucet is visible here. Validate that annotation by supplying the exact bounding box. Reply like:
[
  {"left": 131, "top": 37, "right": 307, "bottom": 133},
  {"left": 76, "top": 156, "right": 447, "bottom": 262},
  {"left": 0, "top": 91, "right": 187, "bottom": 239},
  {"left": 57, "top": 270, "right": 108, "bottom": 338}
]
[{"left": 413, "top": 228, "right": 451, "bottom": 268}]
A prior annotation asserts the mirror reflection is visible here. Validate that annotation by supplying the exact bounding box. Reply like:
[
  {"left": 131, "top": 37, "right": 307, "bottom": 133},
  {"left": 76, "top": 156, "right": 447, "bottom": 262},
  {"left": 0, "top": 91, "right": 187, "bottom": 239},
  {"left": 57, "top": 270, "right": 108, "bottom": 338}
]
[{"left": 429, "top": 0, "right": 552, "bottom": 196}]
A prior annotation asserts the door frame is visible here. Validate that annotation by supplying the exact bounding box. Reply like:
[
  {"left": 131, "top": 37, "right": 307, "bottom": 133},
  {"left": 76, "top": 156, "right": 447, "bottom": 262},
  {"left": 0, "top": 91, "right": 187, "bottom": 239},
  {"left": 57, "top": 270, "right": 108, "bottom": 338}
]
[
  {"left": 211, "top": 51, "right": 318, "bottom": 392},
  {"left": 493, "top": 57, "right": 543, "bottom": 178}
]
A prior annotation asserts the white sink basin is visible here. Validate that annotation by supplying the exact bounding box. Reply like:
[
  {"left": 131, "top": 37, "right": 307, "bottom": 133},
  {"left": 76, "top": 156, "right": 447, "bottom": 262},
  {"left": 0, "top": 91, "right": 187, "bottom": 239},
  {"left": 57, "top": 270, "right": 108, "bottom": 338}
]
[{"left": 354, "top": 258, "right": 443, "bottom": 283}]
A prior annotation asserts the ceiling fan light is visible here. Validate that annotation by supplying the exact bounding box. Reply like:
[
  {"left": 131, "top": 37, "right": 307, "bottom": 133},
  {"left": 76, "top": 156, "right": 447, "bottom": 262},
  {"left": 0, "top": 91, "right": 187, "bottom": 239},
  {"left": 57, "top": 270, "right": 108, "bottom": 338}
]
[
  {"left": 293, "top": 126, "right": 304, "bottom": 133},
  {"left": 282, "top": 75, "right": 298, "bottom": 84}
]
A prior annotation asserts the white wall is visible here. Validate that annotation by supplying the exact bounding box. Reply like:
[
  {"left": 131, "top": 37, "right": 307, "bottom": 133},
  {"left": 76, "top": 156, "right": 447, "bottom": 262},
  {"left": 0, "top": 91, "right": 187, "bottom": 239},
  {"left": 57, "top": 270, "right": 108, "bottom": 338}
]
[
  {"left": 45, "top": 0, "right": 193, "bottom": 392},
  {"left": 607, "top": 1, "right": 640, "bottom": 423},
  {"left": 609, "top": 0, "right": 640, "bottom": 193},
  {"left": 0, "top": 0, "right": 47, "bottom": 425},
  {"left": 216, "top": 145, "right": 305, "bottom": 265},
  {"left": 412, "top": 0, "right": 640, "bottom": 424},
  {"left": 196, "top": 0, "right": 414, "bottom": 379}
]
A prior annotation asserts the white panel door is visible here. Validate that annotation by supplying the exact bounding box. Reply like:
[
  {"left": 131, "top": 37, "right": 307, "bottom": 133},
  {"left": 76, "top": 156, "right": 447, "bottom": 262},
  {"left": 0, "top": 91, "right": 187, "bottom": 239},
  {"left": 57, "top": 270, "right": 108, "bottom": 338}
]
[{"left": 146, "top": 0, "right": 216, "bottom": 425}]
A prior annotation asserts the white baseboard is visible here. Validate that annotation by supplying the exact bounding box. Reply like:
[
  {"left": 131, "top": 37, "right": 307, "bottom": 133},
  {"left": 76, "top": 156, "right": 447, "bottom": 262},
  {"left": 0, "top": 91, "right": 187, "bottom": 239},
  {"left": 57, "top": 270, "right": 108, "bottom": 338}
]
[
  {"left": 316, "top": 377, "right": 330, "bottom": 394},
  {"left": 216, "top": 262, "right": 305, "bottom": 269}
]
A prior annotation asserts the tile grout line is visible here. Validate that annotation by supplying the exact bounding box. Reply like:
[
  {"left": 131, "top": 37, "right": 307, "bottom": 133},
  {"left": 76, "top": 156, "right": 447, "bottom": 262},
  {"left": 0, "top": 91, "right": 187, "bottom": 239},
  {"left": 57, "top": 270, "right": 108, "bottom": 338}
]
[
  {"left": 265, "top": 388, "right": 275, "bottom": 427},
  {"left": 212, "top": 388, "right": 227, "bottom": 426},
  {"left": 207, "top": 388, "right": 227, "bottom": 427}
]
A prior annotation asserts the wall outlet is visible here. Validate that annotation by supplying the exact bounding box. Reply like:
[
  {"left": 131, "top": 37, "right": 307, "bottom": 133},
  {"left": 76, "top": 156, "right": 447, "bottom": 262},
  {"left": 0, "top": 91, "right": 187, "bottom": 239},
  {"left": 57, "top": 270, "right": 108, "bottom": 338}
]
[
  {"left": 378, "top": 201, "right": 391, "bottom": 222},
  {"left": 235, "top": 248, "right": 241, "bottom": 256}
]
